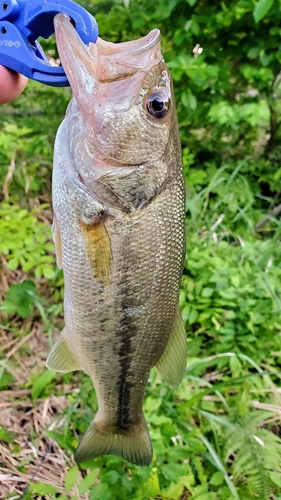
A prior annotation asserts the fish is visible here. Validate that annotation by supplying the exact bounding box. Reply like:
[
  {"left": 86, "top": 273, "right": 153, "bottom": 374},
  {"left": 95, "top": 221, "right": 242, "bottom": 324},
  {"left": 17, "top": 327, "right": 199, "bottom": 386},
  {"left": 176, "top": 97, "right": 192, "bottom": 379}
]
[{"left": 47, "top": 12, "right": 186, "bottom": 467}]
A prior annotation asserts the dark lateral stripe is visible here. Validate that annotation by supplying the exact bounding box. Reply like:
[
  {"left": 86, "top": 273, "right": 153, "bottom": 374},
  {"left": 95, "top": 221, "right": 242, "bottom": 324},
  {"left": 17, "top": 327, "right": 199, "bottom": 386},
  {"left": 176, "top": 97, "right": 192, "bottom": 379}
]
[
  {"left": 116, "top": 314, "right": 133, "bottom": 429},
  {"left": 115, "top": 235, "right": 136, "bottom": 430}
]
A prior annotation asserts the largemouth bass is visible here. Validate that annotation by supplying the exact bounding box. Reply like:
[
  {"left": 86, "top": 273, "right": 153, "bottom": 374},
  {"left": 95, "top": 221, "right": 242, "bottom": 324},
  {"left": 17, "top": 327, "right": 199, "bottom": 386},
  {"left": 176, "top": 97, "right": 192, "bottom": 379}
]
[{"left": 47, "top": 13, "right": 186, "bottom": 467}]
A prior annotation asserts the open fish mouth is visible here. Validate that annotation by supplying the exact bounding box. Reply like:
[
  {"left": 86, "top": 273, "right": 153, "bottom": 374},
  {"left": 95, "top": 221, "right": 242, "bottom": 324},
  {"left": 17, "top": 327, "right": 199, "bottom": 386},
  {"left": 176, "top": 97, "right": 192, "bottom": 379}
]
[
  {"left": 54, "top": 13, "right": 162, "bottom": 85},
  {"left": 89, "top": 29, "right": 161, "bottom": 83}
]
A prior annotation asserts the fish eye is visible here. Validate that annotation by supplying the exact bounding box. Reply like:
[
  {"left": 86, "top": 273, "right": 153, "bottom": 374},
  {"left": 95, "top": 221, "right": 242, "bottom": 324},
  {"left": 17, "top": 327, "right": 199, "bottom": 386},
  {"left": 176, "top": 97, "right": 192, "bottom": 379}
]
[{"left": 146, "top": 91, "right": 170, "bottom": 119}]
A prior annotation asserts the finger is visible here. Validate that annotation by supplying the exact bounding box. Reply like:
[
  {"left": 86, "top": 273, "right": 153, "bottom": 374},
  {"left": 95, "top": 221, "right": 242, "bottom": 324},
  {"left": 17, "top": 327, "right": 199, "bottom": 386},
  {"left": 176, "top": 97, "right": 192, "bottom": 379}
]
[{"left": 0, "top": 66, "right": 28, "bottom": 104}]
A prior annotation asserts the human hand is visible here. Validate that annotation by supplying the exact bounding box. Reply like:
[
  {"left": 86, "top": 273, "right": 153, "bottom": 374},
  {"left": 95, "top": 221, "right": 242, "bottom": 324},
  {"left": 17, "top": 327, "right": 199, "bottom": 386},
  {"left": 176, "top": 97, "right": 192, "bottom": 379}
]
[{"left": 0, "top": 66, "right": 28, "bottom": 104}]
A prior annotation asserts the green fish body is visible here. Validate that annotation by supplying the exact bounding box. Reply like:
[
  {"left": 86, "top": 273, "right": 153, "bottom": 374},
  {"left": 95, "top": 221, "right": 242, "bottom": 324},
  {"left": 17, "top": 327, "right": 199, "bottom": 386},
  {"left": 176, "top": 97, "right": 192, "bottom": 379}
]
[{"left": 47, "top": 13, "right": 186, "bottom": 466}]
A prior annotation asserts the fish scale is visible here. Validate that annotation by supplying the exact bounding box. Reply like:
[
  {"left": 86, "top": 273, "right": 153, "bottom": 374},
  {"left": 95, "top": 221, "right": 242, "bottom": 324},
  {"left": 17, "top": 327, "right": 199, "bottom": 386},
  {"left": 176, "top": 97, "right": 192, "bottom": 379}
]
[{"left": 47, "top": 13, "right": 186, "bottom": 466}]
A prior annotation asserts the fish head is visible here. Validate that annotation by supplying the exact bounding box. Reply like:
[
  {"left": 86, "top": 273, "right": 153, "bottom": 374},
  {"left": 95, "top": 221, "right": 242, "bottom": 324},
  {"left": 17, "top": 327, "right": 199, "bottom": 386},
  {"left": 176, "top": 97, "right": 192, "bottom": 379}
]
[{"left": 54, "top": 13, "right": 178, "bottom": 173}]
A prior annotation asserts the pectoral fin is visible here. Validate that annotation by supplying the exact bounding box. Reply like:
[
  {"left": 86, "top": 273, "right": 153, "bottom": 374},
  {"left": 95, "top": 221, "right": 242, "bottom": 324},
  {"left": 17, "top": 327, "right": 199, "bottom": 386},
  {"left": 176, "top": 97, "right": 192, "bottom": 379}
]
[
  {"left": 80, "top": 221, "right": 112, "bottom": 286},
  {"left": 46, "top": 328, "right": 81, "bottom": 373},
  {"left": 155, "top": 307, "right": 186, "bottom": 389},
  {"left": 52, "top": 214, "right": 63, "bottom": 270}
]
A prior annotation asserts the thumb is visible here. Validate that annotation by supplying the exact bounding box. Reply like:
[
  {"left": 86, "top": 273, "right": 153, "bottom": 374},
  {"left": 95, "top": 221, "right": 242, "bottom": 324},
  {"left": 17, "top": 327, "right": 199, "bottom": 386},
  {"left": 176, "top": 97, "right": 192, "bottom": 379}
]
[{"left": 0, "top": 66, "right": 28, "bottom": 104}]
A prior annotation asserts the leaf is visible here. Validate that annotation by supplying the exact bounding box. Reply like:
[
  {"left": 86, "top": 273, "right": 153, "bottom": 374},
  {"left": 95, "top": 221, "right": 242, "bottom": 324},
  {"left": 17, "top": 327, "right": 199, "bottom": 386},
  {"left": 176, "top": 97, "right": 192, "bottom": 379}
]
[
  {"left": 90, "top": 483, "right": 111, "bottom": 500},
  {"left": 210, "top": 471, "right": 224, "bottom": 486},
  {"left": 202, "top": 287, "right": 214, "bottom": 297},
  {"left": 162, "top": 481, "right": 185, "bottom": 499},
  {"left": 199, "top": 433, "right": 240, "bottom": 499},
  {"left": 45, "top": 430, "right": 76, "bottom": 452},
  {"left": 78, "top": 470, "right": 99, "bottom": 494},
  {"left": 161, "top": 463, "right": 189, "bottom": 482},
  {"left": 7, "top": 258, "right": 19, "bottom": 270},
  {"left": 31, "top": 370, "right": 56, "bottom": 399},
  {"left": 253, "top": 0, "right": 274, "bottom": 22},
  {"left": 105, "top": 470, "right": 120, "bottom": 484},
  {"left": 146, "top": 471, "right": 161, "bottom": 496},
  {"left": 0, "top": 427, "right": 16, "bottom": 444},
  {"left": 195, "top": 494, "right": 217, "bottom": 500},
  {"left": 1, "top": 281, "right": 37, "bottom": 318},
  {"left": 200, "top": 411, "right": 234, "bottom": 429},
  {"left": 0, "top": 369, "right": 15, "bottom": 389},
  {"left": 229, "top": 356, "right": 242, "bottom": 377},
  {"left": 42, "top": 264, "right": 56, "bottom": 279},
  {"left": 30, "top": 482, "right": 58, "bottom": 495},
  {"left": 65, "top": 466, "right": 79, "bottom": 491},
  {"left": 270, "top": 471, "right": 281, "bottom": 488}
]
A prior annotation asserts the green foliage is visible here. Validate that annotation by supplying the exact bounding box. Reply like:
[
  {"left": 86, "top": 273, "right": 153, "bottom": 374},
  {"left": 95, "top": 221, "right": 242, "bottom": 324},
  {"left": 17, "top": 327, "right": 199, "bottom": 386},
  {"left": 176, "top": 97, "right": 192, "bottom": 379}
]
[
  {"left": 30, "top": 481, "right": 58, "bottom": 495},
  {"left": 1, "top": 1, "right": 281, "bottom": 499},
  {"left": 1, "top": 281, "right": 36, "bottom": 318},
  {"left": 0, "top": 121, "right": 51, "bottom": 195},
  {"left": 0, "top": 201, "right": 55, "bottom": 278},
  {"left": 253, "top": 0, "right": 274, "bottom": 23},
  {"left": 0, "top": 427, "right": 16, "bottom": 444},
  {"left": 31, "top": 369, "right": 57, "bottom": 400},
  {"left": 223, "top": 412, "right": 281, "bottom": 498}
]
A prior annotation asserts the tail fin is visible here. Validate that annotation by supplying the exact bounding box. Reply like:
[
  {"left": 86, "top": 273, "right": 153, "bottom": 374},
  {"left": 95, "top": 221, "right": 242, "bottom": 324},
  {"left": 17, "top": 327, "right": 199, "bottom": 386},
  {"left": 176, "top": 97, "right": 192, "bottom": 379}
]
[{"left": 74, "top": 414, "right": 152, "bottom": 466}]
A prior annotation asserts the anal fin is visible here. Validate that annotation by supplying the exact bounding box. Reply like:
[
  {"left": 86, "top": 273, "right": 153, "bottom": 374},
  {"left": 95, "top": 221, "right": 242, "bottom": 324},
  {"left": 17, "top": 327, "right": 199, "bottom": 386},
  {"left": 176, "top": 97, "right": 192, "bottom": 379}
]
[
  {"left": 155, "top": 306, "right": 186, "bottom": 389},
  {"left": 46, "top": 328, "right": 81, "bottom": 373}
]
